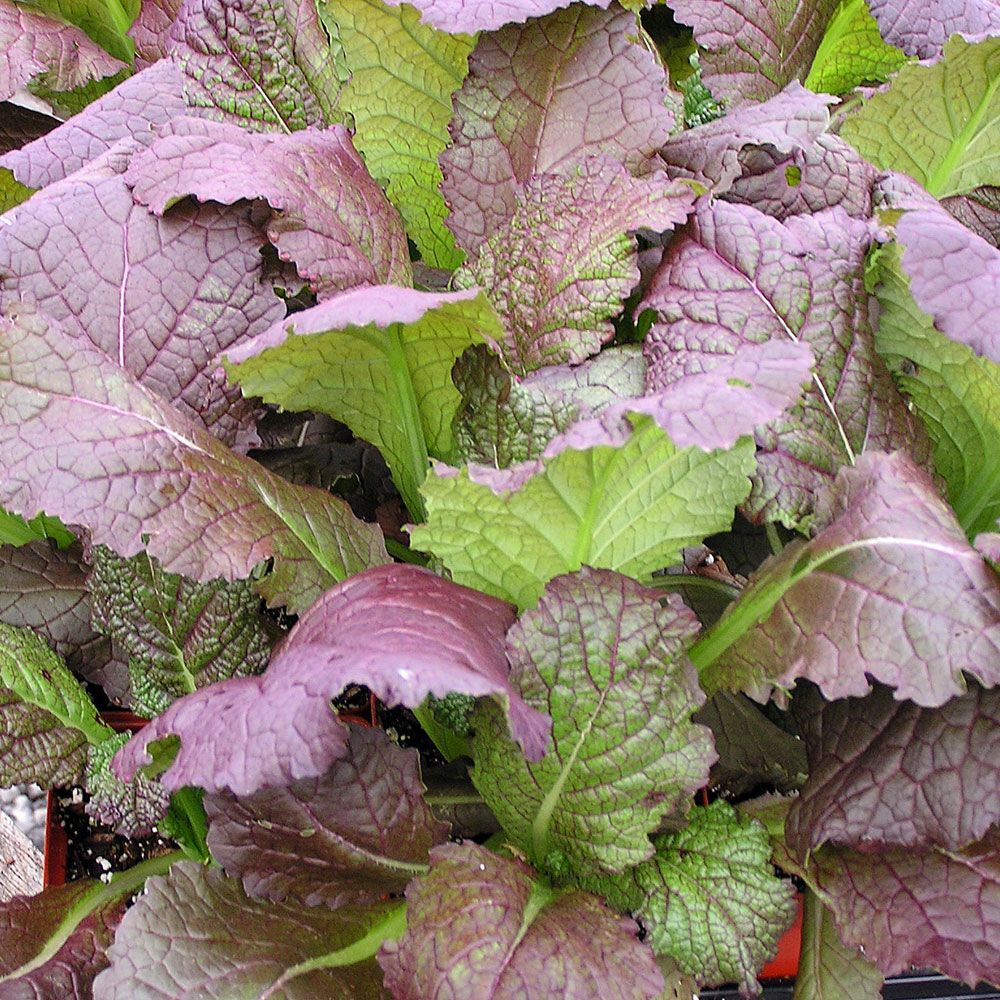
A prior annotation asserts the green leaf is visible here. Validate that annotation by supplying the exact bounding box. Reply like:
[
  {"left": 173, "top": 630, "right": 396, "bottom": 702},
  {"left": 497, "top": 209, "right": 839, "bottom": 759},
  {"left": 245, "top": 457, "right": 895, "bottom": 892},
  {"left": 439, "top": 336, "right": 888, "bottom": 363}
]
[
  {"left": 320, "top": 0, "right": 472, "bottom": 268},
  {"left": 596, "top": 801, "right": 797, "bottom": 994},
  {"left": 471, "top": 569, "right": 714, "bottom": 877},
  {"left": 0, "top": 622, "right": 111, "bottom": 786},
  {"left": 792, "top": 888, "right": 884, "bottom": 1000},
  {"left": 872, "top": 243, "right": 1000, "bottom": 538},
  {"left": 224, "top": 288, "right": 505, "bottom": 520},
  {"left": 410, "top": 416, "right": 756, "bottom": 610},
  {"left": 22, "top": 0, "right": 138, "bottom": 63},
  {"left": 0, "top": 169, "right": 35, "bottom": 213},
  {"left": 805, "top": 0, "right": 907, "bottom": 95},
  {"left": 87, "top": 546, "right": 272, "bottom": 718},
  {"left": 0, "top": 509, "right": 73, "bottom": 548},
  {"left": 841, "top": 35, "right": 1000, "bottom": 197}
]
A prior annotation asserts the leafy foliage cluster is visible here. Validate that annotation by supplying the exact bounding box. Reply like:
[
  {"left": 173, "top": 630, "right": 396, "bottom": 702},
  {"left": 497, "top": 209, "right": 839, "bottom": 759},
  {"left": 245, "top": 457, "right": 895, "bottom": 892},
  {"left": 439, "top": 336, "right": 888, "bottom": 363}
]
[{"left": 0, "top": 0, "right": 998, "bottom": 996}]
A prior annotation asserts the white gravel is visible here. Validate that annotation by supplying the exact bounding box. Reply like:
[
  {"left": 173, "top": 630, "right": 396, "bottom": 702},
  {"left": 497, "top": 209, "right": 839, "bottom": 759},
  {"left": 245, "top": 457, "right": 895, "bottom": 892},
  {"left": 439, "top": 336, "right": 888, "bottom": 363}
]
[{"left": 0, "top": 784, "right": 47, "bottom": 851}]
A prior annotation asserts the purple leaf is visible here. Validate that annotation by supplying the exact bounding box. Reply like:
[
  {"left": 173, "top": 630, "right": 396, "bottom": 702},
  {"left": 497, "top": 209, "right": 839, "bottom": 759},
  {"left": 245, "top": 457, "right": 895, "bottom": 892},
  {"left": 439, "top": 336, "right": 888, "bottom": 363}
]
[
  {"left": 166, "top": 0, "right": 345, "bottom": 133},
  {"left": 440, "top": 5, "right": 675, "bottom": 252},
  {"left": 942, "top": 186, "right": 1000, "bottom": 248},
  {"left": 867, "top": 0, "right": 1000, "bottom": 58},
  {"left": 810, "top": 833, "right": 1000, "bottom": 986},
  {"left": 0, "top": 144, "right": 284, "bottom": 447},
  {"left": 701, "top": 451, "right": 1000, "bottom": 707},
  {"left": 724, "top": 133, "right": 879, "bottom": 220},
  {"left": 471, "top": 568, "right": 714, "bottom": 876},
  {"left": 380, "top": 0, "right": 614, "bottom": 33},
  {"left": 0, "top": 307, "right": 389, "bottom": 615},
  {"left": 0, "top": 63, "right": 186, "bottom": 191},
  {"left": 378, "top": 841, "right": 664, "bottom": 1000},
  {"left": 658, "top": 83, "right": 835, "bottom": 195},
  {"left": 114, "top": 564, "right": 546, "bottom": 794},
  {"left": 0, "top": 0, "right": 125, "bottom": 101},
  {"left": 787, "top": 681, "right": 1000, "bottom": 855},
  {"left": 896, "top": 198, "right": 1000, "bottom": 366},
  {"left": 0, "top": 881, "right": 125, "bottom": 998},
  {"left": 0, "top": 102, "right": 57, "bottom": 156},
  {"left": 642, "top": 199, "right": 930, "bottom": 527},
  {"left": 94, "top": 862, "right": 392, "bottom": 999},
  {"left": 127, "top": 117, "right": 412, "bottom": 296},
  {"left": 456, "top": 158, "right": 694, "bottom": 372},
  {"left": 668, "top": 0, "right": 841, "bottom": 106},
  {"left": 130, "top": 0, "right": 185, "bottom": 65},
  {"left": 205, "top": 725, "right": 448, "bottom": 907}
]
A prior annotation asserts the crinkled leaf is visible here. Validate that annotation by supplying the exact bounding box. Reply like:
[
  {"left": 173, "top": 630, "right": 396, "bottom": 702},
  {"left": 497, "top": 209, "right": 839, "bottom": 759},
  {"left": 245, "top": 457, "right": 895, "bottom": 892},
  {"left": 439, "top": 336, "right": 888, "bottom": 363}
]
[
  {"left": 0, "top": 622, "right": 111, "bottom": 787},
  {"left": 440, "top": 5, "right": 675, "bottom": 252},
  {"left": 0, "top": 307, "right": 389, "bottom": 614},
  {"left": 452, "top": 344, "right": 646, "bottom": 466},
  {"left": 0, "top": 61, "right": 185, "bottom": 191},
  {"left": 411, "top": 415, "right": 757, "bottom": 610},
  {"left": 867, "top": 0, "right": 1000, "bottom": 58},
  {"left": 379, "top": 0, "right": 615, "bottom": 33},
  {"left": 114, "top": 563, "right": 546, "bottom": 793},
  {"left": 657, "top": 83, "right": 836, "bottom": 194},
  {"left": 724, "top": 133, "right": 879, "bottom": 220},
  {"left": 0, "top": 0, "right": 125, "bottom": 101},
  {"left": 127, "top": 116, "right": 412, "bottom": 296},
  {"left": 0, "top": 511, "right": 72, "bottom": 548},
  {"left": 696, "top": 451, "right": 1000, "bottom": 706},
  {"left": 205, "top": 725, "right": 448, "bottom": 907},
  {"left": 943, "top": 185, "right": 1000, "bottom": 247},
  {"left": 471, "top": 569, "right": 713, "bottom": 876},
  {"left": 321, "top": 0, "right": 473, "bottom": 269},
  {"left": 0, "top": 540, "right": 120, "bottom": 697},
  {"left": 378, "top": 841, "right": 663, "bottom": 1000},
  {"left": 788, "top": 680, "right": 1000, "bottom": 855},
  {"left": 872, "top": 241, "right": 1000, "bottom": 536},
  {"left": 93, "top": 861, "right": 395, "bottom": 999},
  {"left": 804, "top": 0, "right": 908, "bottom": 95},
  {"left": 455, "top": 159, "right": 694, "bottom": 373},
  {"left": 841, "top": 35, "right": 1000, "bottom": 198},
  {"left": 642, "top": 200, "right": 929, "bottom": 528},
  {"left": 129, "top": 0, "right": 183, "bottom": 64},
  {"left": 0, "top": 881, "right": 126, "bottom": 997},
  {"left": 223, "top": 285, "right": 505, "bottom": 518},
  {"left": 808, "top": 833, "right": 1000, "bottom": 987},
  {"left": 85, "top": 731, "right": 170, "bottom": 836},
  {"left": 597, "top": 801, "right": 797, "bottom": 994},
  {"left": 793, "top": 889, "right": 884, "bottom": 1000},
  {"left": 166, "top": 0, "right": 347, "bottom": 132},
  {"left": 87, "top": 546, "right": 271, "bottom": 719},
  {"left": 694, "top": 691, "right": 807, "bottom": 798},
  {"left": 0, "top": 147, "right": 285, "bottom": 446},
  {"left": 30, "top": 0, "right": 137, "bottom": 64},
  {"left": 668, "top": 0, "right": 840, "bottom": 106}
]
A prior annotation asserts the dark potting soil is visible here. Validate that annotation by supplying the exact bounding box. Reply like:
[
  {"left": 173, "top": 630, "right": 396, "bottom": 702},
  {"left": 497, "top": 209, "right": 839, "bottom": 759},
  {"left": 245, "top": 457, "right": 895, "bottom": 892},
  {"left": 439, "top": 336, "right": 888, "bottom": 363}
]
[{"left": 54, "top": 787, "right": 175, "bottom": 884}]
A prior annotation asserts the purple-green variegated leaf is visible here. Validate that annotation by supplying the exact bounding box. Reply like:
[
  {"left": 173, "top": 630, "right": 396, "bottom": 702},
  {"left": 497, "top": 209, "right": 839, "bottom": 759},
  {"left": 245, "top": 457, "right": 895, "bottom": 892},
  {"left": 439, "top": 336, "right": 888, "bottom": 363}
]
[
  {"left": 943, "top": 186, "right": 1000, "bottom": 248},
  {"left": 668, "top": 0, "right": 840, "bottom": 107},
  {"left": 642, "top": 199, "right": 930, "bottom": 528},
  {"left": 723, "top": 133, "right": 879, "bottom": 220},
  {"left": 85, "top": 732, "right": 171, "bottom": 837},
  {"left": 0, "top": 307, "right": 389, "bottom": 615},
  {"left": 455, "top": 158, "right": 693, "bottom": 372},
  {"left": 440, "top": 5, "right": 675, "bottom": 252},
  {"left": 787, "top": 681, "right": 1000, "bottom": 855},
  {"left": 0, "top": 63, "right": 186, "bottom": 191},
  {"left": 472, "top": 569, "right": 714, "bottom": 876},
  {"left": 93, "top": 862, "right": 393, "bottom": 999},
  {"left": 166, "top": 0, "right": 347, "bottom": 133},
  {"left": 0, "top": 146, "right": 285, "bottom": 447},
  {"left": 378, "top": 842, "right": 664, "bottom": 1000},
  {"left": 130, "top": 0, "right": 184, "bottom": 65},
  {"left": 113, "top": 564, "right": 546, "bottom": 794},
  {"left": 657, "top": 83, "right": 835, "bottom": 195},
  {"left": 0, "top": 0, "right": 125, "bottom": 102},
  {"left": 127, "top": 117, "right": 412, "bottom": 296},
  {"left": 204, "top": 726, "right": 448, "bottom": 907},
  {"left": 867, "top": 0, "right": 1000, "bottom": 58},
  {"left": 699, "top": 451, "right": 1000, "bottom": 707},
  {"left": 809, "top": 833, "right": 1000, "bottom": 987},
  {"left": 380, "top": 0, "right": 613, "bottom": 33},
  {"left": 0, "top": 881, "right": 126, "bottom": 998}
]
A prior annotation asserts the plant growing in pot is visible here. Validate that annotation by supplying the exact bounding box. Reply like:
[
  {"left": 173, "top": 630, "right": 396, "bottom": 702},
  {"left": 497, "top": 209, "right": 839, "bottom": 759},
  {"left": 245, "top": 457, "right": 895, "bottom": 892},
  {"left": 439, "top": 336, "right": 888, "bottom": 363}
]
[{"left": 0, "top": 0, "right": 999, "bottom": 996}]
